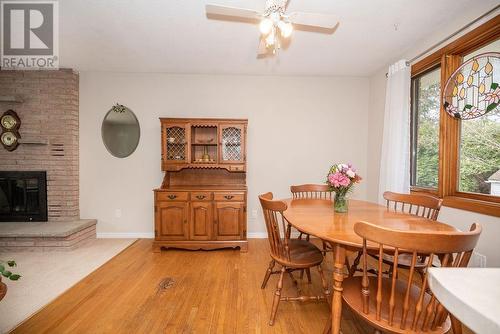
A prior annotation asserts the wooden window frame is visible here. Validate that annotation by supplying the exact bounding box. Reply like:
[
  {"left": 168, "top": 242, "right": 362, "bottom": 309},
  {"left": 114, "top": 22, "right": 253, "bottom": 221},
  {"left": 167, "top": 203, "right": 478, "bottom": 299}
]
[
  {"left": 410, "top": 65, "right": 441, "bottom": 195},
  {"left": 410, "top": 15, "right": 500, "bottom": 217}
]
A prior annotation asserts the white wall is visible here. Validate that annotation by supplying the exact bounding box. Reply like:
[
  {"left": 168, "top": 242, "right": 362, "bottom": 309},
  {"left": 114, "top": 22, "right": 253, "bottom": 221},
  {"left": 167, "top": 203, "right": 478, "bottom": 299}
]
[
  {"left": 79, "top": 73, "right": 369, "bottom": 238},
  {"left": 366, "top": 7, "right": 500, "bottom": 266}
]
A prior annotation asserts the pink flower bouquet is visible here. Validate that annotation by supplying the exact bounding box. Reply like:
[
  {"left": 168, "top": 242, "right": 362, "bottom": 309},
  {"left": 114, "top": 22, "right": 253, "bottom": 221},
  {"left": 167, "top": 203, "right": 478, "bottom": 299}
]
[{"left": 326, "top": 163, "right": 362, "bottom": 212}]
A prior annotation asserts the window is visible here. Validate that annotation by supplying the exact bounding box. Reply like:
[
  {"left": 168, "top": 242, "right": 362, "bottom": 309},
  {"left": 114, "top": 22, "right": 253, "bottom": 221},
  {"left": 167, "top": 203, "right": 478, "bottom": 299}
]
[
  {"left": 411, "top": 67, "right": 441, "bottom": 189},
  {"left": 410, "top": 15, "right": 500, "bottom": 217}
]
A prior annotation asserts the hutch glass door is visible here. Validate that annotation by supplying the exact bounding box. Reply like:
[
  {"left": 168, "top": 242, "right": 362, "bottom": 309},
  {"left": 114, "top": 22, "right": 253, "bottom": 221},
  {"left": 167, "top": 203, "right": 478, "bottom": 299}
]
[
  {"left": 164, "top": 124, "right": 188, "bottom": 163},
  {"left": 219, "top": 124, "right": 245, "bottom": 164}
]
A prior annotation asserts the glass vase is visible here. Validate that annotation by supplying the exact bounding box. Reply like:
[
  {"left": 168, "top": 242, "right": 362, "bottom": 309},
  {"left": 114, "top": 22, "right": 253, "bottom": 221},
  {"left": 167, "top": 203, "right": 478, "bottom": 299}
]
[{"left": 334, "top": 193, "right": 348, "bottom": 213}]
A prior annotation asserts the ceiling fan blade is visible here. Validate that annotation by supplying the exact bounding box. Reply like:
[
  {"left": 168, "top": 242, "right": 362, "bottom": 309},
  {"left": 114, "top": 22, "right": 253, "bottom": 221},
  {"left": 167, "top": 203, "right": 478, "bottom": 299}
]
[
  {"left": 206, "top": 4, "right": 260, "bottom": 20},
  {"left": 288, "top": 12, "right": 338, "bottom": 29}
]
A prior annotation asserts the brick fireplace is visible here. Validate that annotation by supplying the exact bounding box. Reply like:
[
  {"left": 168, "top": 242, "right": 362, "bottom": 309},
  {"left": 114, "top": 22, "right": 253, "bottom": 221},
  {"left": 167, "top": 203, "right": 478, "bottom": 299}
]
[
  {"left": 0, "top": 70, "right": 79, "bottom": 221},
  {"left": 0, "top": 70, "right": 95, "bottom": 251}
]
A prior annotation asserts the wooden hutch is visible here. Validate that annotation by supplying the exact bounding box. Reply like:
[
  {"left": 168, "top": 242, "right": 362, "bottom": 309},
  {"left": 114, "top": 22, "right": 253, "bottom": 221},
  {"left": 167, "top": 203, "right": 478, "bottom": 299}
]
[{"left": 153, "top": 118, "right": 248, "bottom": 252}]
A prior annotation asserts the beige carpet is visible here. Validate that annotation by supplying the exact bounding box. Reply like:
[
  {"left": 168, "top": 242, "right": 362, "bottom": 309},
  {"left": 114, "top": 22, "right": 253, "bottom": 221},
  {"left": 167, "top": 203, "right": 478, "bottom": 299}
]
[{"left": 0, "top": 238, "right": 136, "bottom": 333}]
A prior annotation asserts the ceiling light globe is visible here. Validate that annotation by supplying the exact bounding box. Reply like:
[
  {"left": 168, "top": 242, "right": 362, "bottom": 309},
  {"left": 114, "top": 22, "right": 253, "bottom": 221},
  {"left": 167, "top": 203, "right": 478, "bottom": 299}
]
[
  {"left": 265, "top": 31, "right": 275, "bottom": 46},
  {"left": 278, "top": 21, "right": 293, "bottom": 38},
  {"left": 259, "top": 18, "right": 273, "bottom": 35}
]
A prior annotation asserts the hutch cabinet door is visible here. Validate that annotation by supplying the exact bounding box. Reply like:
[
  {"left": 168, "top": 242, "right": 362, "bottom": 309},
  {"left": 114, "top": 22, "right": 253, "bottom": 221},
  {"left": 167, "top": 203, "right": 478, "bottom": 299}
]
[
  {"left": 189, "top": 202, "right": 213, "bottom": 240},
  {"left": 156, "top": 201, "right": 189, "bottom": 240},
  {"left": 219, "top": 124, "right": 246, "bottom": 164},
  {"left": 214, "top": 202, "right": 245, "bottom": 240},
  {"left": 162, "top": 123, "right": 190, "bottom": 164}
]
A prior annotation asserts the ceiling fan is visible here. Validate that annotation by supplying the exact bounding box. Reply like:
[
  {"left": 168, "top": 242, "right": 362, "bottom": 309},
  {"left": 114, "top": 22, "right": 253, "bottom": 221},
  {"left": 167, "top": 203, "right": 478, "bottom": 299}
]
[{"left": 205, "top": 0, "right": 338, "bottom": 56}]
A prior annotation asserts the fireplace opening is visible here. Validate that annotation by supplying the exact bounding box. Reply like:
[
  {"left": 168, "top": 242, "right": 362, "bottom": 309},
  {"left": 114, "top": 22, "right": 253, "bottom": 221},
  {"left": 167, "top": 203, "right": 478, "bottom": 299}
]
[{"left": 0, "top": 171, "right": 48, "bottom": 222}]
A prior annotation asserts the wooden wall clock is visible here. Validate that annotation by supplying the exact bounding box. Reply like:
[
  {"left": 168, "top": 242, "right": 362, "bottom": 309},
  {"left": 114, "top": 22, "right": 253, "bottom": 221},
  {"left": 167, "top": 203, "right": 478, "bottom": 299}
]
[{"left": 0, "top": 110, "right": 21, "bottom": 151}]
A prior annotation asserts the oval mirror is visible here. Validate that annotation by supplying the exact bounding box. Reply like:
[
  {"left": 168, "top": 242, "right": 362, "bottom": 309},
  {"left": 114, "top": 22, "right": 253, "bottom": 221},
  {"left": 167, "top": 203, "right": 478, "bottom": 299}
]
[{"left": 101, "top": 105, "right": 140, "bottom": 158}]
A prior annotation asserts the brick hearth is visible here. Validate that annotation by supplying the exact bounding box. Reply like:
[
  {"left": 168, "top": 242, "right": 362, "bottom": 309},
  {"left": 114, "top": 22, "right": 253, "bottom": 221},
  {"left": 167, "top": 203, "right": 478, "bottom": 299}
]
[{"left": 0, "top": 220, "right": 96, "bottom": 252}]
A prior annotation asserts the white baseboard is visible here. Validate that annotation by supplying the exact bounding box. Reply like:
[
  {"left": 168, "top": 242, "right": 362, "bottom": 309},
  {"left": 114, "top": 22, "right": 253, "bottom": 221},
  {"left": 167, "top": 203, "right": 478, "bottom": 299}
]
[
  {"left": 247, "top": 232, "right": 300, "bottom": 239},
  {"left": 97, "top": 232, "right": 154, "bottom": 239},
  {"left": 247, "top": 232, "right": 268, "bottom": 238}
]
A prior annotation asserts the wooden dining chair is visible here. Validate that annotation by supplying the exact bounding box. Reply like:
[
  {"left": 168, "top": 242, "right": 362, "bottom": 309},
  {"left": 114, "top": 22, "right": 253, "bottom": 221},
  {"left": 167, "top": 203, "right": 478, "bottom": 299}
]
[
  {"left": 290, "top": 184, "right": 333, "bottom": 201},
  {"left": 259, "top": 192, "right": 331, "bottom": 326},
  {"left": 349, "top": 191, "right": 443, "bottom": 278},
  {"left": 290, "top": 184, "right": 334, "bottom": 280},
  {"left": 290, "top": 185, "right": 332, "bottom": 243},
  {"left": 343, "top": 221, "right": 482, "bottom": 334},
  {"left": 383, "top": 191, "right": 443, "bottom": 221}
]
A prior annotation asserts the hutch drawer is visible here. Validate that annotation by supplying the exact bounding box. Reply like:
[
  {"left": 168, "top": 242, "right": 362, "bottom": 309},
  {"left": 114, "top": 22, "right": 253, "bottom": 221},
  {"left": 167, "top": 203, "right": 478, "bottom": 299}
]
[
  {"left": 191, "top": 192, "right": 212, "bottom": 201},
  {"left": 214, "top": 192, "right": 245, "bottom": 201},
  {"left": 157, "top": 191, "right": 189, "bottom": 201},
  {"left": 229, "top": 165, "right": 244, "bottom": 172}
]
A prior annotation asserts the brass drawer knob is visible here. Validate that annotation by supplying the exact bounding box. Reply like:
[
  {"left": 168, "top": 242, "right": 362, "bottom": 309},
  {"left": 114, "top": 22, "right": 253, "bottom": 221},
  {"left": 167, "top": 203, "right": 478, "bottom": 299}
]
[
  {"left": 224, "top": 195, "right": 234, "bottom": 200},
  {"left": 168, "top": 195, "right": 177, "bottom": 200},
  {"left": 196, "top": 195, "right": 206, "bottom": 200}
]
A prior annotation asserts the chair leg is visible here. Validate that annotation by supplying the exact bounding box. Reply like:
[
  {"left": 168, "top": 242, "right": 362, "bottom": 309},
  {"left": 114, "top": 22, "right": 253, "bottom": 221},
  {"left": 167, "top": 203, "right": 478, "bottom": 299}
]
[
  {"left": 450, "top": 314, "right": 463, "bottom": 334},
  {"left": 349, "top": 251, "right": 362, "bottom": 277},
  {"left": 323, "top": 315, "right": 332, "bottom": 334},
  {"left": 287, "top": 270, "right": 302, "bottom": 295},
  {"left": 261, "top": 260, "right": 275, "bottom": 289},
  {"left": 344, "top": 255, "right": 351, "bottom": 273},
  {"left": 300, "top": 269, "right": 305, "bottom": 280},
  {"left": 269, "top": 266, "right": 285, "bottom": 326},
  {"left": 317, "top": 265, "right": 331, "bottom": 307},
  {"left": 305, "top": 268, "right": 312, "bottom": 283},
  {"left": 417, "top": 268, "right": 426, "bottom": 284}
]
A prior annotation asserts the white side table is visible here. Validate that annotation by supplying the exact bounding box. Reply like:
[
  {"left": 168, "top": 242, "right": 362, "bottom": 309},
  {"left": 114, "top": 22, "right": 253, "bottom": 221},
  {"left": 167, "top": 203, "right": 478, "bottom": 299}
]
[{"left": 428, "top": 268, "right": 500, "bottom": 334}]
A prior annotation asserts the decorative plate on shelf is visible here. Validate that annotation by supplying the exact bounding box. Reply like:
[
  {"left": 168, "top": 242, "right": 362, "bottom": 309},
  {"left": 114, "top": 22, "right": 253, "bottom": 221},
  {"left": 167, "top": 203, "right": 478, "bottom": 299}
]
[{"left": 443, "top": 52, "right": 499, "bottom": 120}]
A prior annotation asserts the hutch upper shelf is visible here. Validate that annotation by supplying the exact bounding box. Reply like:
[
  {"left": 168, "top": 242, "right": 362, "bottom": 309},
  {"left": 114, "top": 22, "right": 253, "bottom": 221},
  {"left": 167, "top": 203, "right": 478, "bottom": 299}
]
[{"left": 161, "top": 118, "right": 247, "bottom": 172}]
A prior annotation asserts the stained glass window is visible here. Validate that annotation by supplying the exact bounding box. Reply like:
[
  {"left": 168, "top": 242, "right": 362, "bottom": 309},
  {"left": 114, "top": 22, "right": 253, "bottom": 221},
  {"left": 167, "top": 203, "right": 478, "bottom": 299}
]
[{"left": 443, "top": 52, "right": 500, "bottom": 120}]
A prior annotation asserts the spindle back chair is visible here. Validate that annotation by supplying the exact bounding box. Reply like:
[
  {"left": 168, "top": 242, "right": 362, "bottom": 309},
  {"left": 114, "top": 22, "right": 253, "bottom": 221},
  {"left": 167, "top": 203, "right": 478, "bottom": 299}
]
[
  {"left": 350, "top": 192, "right": 443, "bottom": 277},
  {"left": 259, "top": 192, "right": 331, "bottom": 326},
  {"left": 290, "top": 184, "right": 332, "bottom": 200},
  {"left": 383, "top": 191, "right": 442, "bottom": 221},
  {"left": 259, "top": 192, "right": 291, "bottom": 262},
  {"left": 342, "top": 221, "right": 482, "bottom": 334},
  {"left": 290, "top": 184, "right": 334, "bottom": 279}
]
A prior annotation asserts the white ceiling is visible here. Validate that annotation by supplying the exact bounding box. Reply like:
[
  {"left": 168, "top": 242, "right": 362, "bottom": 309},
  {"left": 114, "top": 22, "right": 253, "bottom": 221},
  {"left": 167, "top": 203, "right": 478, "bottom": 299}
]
[{"left": 59, "top": 0, "right": 498, "bottom": 76}]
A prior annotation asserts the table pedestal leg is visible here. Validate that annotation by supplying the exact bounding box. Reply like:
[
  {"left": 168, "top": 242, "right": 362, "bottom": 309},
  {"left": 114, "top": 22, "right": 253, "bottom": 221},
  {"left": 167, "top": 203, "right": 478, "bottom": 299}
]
[{"left": 324, "top": 243, "right": 346, "bottom": 334}]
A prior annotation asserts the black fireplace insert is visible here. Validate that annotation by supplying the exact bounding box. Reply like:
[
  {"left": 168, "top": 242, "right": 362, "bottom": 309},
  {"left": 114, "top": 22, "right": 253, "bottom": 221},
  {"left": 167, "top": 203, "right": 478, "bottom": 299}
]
[{"left": 0, "top": 171, "right": 48, "bottom": 222}]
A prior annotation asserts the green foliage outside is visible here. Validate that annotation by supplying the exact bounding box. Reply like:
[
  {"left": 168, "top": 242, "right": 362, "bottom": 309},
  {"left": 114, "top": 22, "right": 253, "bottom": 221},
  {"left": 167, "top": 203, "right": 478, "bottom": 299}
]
[
  {"left": 460, "top": 109, "right": 500, "bottom": 194},
  {"left": 415, "top": 81, "right": 500, "bottom": 194},
  {"left": 415, "top": 81, "right": 440, "bottom": 188}
]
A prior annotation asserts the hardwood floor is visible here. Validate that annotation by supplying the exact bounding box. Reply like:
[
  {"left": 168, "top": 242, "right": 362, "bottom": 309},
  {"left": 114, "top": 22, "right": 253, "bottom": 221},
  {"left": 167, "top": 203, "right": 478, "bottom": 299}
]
[{"left": 12, "top": 239, "right": 469, "bottom": 334}]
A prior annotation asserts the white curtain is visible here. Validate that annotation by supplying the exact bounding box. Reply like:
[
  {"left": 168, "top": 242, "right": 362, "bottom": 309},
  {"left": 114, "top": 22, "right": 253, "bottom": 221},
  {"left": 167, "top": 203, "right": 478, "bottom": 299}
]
[{"left": 378, "top": 59, "right": 411, "bottom": 203}]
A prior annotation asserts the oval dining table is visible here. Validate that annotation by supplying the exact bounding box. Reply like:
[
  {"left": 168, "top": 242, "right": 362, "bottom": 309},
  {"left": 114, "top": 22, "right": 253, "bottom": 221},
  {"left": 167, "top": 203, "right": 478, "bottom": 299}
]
[{"left": 281, "top": 198, "right": 458, "bottom": 334}]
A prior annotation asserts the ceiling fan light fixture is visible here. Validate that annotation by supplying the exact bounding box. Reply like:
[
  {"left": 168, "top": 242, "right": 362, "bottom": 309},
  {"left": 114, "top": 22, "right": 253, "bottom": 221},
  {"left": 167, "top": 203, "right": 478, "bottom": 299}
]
[
  {"left": 205, "top": 1, "right": 339, "bottom": 56},
  {"left": 278, "top": 20, "right": 293, "bottom": 38},
  {"left": 265, "top": 30, "right": 276, "bottom": 46},
  {"left": 259, "top": 18, "right": 273, "bottom": 35}
]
